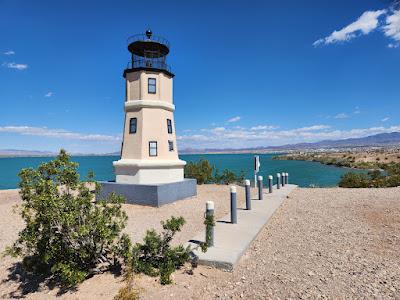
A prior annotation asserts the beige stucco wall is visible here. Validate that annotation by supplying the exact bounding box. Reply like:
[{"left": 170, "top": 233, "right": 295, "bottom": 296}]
[
  {"left": 121, "top": 69, "right": 179, "bottom": 161},
  {"left": 125, "top": 70, "right": 173, "bottom": 102},
  {"left": 121, "top": 108, "right": 178, "bottom": 160}
]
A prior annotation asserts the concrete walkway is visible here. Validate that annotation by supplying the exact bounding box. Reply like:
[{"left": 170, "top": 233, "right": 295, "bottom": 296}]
[{"left": 187, "top": 184, "right": 298, "bottom": 271}]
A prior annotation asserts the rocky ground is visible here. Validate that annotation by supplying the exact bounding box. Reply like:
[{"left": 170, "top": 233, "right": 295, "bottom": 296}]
[
  {"left": 275, "top": 148, "right": 400, "bottom": 168},
  {"left": 0, "top": 186, "right": 399, "bottom": 299}
]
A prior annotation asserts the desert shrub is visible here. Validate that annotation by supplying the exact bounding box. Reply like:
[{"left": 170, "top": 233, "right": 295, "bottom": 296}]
[
  {"left": 219, "top": 169, "right": 238, "bottom": 185},
  {"left": 339, "top": 164, "right": 400, "bottom": 188},
  {"left": 338, "top": 172, "right": 370, "bottom": 188},
  {"left": 114, "top": 268, "right": 140, "bottom": 300},
  {"left": 184, "top": 159, "right": 214, "bottom": 184},
  {"left": 131, "top": 216, "right": 191, "bottom": 285},
  {"left": 368, "top": 170, "right": 383, "bottom": 180},
  {"left": 185, "top": 159, "right": 245, "bottom": 185},
  {"left": 6, "top": 150, "right": 130, "bottom": 287}
]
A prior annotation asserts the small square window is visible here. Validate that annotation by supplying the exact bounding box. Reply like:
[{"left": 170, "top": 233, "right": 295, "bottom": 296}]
[
  {"left": 167, "top": 119, "right": 173, "bottom": 134},
  {"left": 149, "top": 141, "right": 157, "bottom": 156},
  {"left": 129, "top": 118, "right": 137, "bottom": 134},
  {"left": 168, "top": 140, "right": 174, "bottom": 151},
  {"left": 148, "top": 78, "right": 156, "bottom": 94}
]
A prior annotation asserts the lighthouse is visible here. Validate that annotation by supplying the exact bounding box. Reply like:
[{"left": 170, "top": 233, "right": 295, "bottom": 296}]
[{"left": 99, "top": 30, "right": 196, "bottom": 206}]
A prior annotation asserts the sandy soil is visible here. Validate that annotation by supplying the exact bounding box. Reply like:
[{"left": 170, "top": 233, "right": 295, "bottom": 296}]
[{"left": 1, "top": 186, "right": 399, "bottom": 299}]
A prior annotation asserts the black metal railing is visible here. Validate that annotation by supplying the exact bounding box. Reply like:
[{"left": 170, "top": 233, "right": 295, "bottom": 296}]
[
  {"left": 126, "top": 59, "right": 172, "bottom": 73},
  {"left": 127, "top": 34, "right": 170, "bottom": 49}
]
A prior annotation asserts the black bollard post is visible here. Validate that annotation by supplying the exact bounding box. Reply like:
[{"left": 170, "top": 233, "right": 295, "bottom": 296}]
[
  {"left": 277, "top": 173, "right": 281, "bottom": 189},
  {"left": 258, "top": 176, "right": 263, "bottom": 200},
  {"left": 245, "top": 179, "right": 251, "bottom": 210},
  {"left": 268, "top": 175, "right": 273, "bottom": 193},
  {"left": 230, "top": 186, "right": 237, "bottom": 224}
]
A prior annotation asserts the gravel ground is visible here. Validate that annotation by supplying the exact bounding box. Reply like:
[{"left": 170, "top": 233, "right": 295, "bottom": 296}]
[{"left": 1, "top": 187, "right": 399, "bottom": 299}]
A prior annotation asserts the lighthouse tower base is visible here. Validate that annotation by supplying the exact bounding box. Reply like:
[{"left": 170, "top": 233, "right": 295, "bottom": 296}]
[
  {"left": 97, "top": 159, "right": 197, "bottom": 207},
  {"left": 112, "top": 159, "right": 186, "bottom": 185},
  {"left": 97, "top": 179, "right": 197, "bottom": 207}
]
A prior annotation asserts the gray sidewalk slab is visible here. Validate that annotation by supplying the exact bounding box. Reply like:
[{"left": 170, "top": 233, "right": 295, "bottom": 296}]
[{"left": 187, "top": 184, "right": 298, "bottom": 271}]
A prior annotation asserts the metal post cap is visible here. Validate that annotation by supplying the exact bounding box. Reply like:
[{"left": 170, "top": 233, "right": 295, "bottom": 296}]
[
  {"left": 245, "top": 179, "right": 250, "bottom": 186},
  {"left": 277, "top": 173, "right": 281, "bottom": 177},
  {"left": 230, "top": 186, "right": 237, "bottom": 193},
  {"left": 258, "top": 176, "right": 263, "bottom": 180},
  {"left": 206, "top": 201, "right": 214, "bottom": 210},
  {"left": 268, "top": 175, "right": 273, "bottom": 179}
]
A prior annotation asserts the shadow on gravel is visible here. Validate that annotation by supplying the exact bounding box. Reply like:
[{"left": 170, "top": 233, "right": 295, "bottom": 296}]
[
  {"left": 216, "top": 220, "right": 232, "bottom": 224},
  {"left": 2, "top": 261, "right": 122, "bottom": 298}
]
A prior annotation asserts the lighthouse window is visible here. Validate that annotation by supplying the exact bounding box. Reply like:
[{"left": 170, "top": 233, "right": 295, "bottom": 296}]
[
  {"left": 149, "top": 141, "right": 158, "bottom": 156},
  {"left": 129, "top": 118, "right": 137, "bottom": 134},
  {"left": 148, "top": 78, "right": 156, "bottom": 94},
  {"left": 168, "top": 140, "right": 174, "bottom": 151},
  {"left": 167, "top": 119, "right": 173, "bottom": 134}
]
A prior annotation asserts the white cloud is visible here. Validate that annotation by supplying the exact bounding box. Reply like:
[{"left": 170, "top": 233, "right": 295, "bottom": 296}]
[
  {"left": 4, "top": 50, "right": 15, "bottom": 55},
  {"left": 381, "top": 117, "right": 390, "bottom": 122},
  {"left": 250, "top": 125, "right": 279, "bottom": 131},
  {"left": 177, "top": 124, "right": 400, "bottom": 149},
  {"left": 2, "top": 62, "right": 28, "bottom": 70},
  {"left": 45, "top": 92, "right": 53, "bottom": 97},
  {"left": 0, "top": 126, "right": 121, "bottom": 142},
  {"left": 334, "top": 113, "right": 349, "bottom": 119},
  {"left": 354, "top": 106, "right": 361, "bottom": 114},
  {"left": 293, "top": 125, "right": 331, "bottom": 131},
  {"left": 383, "top": 10, "right": 400, "bottom": 46},
  {"left": 227, "top": 116, "right": 241, "bottom": 123},
  {"left": 313, "top": 10, "right": 386, "bottom": 46}
]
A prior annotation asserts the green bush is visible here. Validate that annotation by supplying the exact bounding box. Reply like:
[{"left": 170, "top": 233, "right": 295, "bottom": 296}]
[
  {"left": 219, "top": 169, "right": 238, "bottom": 185},
  {"left": 131, "top": 216, "right": 191, "bottom": 285},
  {"left": 184, "top": 159, "right": 214, "bottom": 184},
  {"left": 185, "top": 159, "right": 245, "bottom": 185},
  {"left": 6, "top": 150, "right": 130, "bottom": 287},
  {"left": 338, "top": 172, "right": 370, "bottom": 188},
  {"left": 339, "top": 164, "right": 400, "bottom": 188}
]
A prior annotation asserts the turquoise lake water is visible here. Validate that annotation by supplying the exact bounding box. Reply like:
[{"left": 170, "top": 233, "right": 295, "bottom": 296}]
[{"left": 0, "top": 154, "right": 364, "bottom": 190}]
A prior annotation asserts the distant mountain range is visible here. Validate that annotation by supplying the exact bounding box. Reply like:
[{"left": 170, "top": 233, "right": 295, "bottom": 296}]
[
  {"left": 180, "top": 132, "right": 400, "bottom": 154},
  {"left": 1, "top": 132, "right": 399, "bottom": 157}
]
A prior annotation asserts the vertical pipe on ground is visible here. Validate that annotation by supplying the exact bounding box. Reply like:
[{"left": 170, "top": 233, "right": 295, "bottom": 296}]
[
  {"left": 268, "top": 175, "right": 273, "bottom": 193},
  {"left": 277, "top": 173, "right": 281, "bottom": 189},
  {"left": 258, "top": 176, "right": 263, "bottom": 200},
  {"left": 230, "top": 186, "right": 237, "bottom": 224},
  {"left": 245, "top": 179, "right": 251, "bottom": 210},
  {"left": 286, "top": 172, "right": 289, "bottom": 184},
  {"left": 205, "top": 201, "right": 214, "bottom": 247},
  {"left": 281, "top": 172, "right": 285, "bottom": 187}
]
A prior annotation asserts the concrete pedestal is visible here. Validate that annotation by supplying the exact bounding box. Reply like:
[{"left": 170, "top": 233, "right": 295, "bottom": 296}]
[{"left": 97, "top": 178, "right": 197, "bottom": 207}]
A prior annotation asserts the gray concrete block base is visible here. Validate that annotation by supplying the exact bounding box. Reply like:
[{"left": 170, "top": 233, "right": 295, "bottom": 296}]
[
  {"left": 187, "top": 184, "right": 298, "bottom": 271},
  {"left": 97, "top": 178, "right": 197, "bottom": 207}
]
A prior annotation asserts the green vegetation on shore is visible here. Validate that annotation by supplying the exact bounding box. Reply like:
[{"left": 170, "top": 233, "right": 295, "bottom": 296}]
[
  {"left": 339, "top": 164, "right": 400, "bottom": 188},
  {"left": 184, "top": 159, "right": 245, "bottom": 185},
  {"left": 274, "top": 153, "right": 400, "bottom": 188},
  {"left": 273, "top": 153, "right": 383, "bottom": 170}
]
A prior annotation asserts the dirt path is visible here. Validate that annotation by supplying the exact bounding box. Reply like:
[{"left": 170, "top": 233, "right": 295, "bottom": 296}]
[{"left": 1, "top": 187, "right": 399, "bottom": 299}]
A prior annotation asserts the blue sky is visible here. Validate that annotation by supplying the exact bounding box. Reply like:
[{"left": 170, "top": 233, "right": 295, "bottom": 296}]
[{"left": 0, "top": 0, "right": 399, "bottom": 153}]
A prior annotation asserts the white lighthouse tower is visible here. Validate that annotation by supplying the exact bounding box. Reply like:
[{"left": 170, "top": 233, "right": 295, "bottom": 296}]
[
  {"left": 113, "top": 29, "right": 186, "bottom": 184},
  {"left": 100, "top": 30, "right": 196, "bottom": 206}
]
